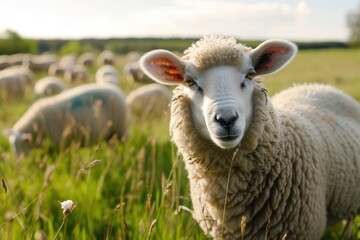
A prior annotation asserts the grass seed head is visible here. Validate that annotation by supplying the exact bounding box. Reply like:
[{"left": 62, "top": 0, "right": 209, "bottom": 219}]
[{"left": 1, "top": 178, "right": 7, "bottom": 194}]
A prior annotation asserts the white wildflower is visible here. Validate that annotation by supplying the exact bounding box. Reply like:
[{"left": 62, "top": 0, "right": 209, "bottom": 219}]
[{"left": 59, "top": 200, "right": 77, "bottom": 219}]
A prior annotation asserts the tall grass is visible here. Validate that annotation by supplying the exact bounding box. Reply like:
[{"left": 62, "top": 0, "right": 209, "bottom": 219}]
[{"left": 0, "top": 48, "right": 360, "bottom": 239}]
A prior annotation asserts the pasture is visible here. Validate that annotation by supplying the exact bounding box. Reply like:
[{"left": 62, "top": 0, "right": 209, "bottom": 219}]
[{"left": 0, "top": 47, "right": 360, "bottom": 239}]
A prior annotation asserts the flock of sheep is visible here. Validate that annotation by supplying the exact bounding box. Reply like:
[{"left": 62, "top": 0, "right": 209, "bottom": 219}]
[{"left": 0, "top": 50, "right": 172, "bottom": 157}]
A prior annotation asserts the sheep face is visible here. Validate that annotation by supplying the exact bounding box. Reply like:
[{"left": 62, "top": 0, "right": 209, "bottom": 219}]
[
  {"left": 140, "top": 38, "right": 297, "bottom": 149},
  {"left": 3, "top": 130, "right": 31, "bottom": 158},
  {"left": 183, "top": 63, "right": 255, "bottom": 149}
]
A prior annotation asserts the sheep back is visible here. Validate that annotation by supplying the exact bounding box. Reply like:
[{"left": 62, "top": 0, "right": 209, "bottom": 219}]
[
  {"left": 126, "top": 83, "right": 172, "bottom": 119},
  {"left": 34, "top": 76, "right": 66, "bottom": 97}
]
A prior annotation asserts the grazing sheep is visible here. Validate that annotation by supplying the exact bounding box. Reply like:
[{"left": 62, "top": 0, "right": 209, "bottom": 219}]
[
  {"left": 48, "top": 54, "right": 78, "bottom": 76},
  {"left": 34, "top": 76, "right": 66, "bottom": 97},
  {"left": 126, "top": 83, "right": 172, "bottom": 119},
  {"left": 97, "top": 50, "right": 115, "bottom": 65},
  {"left": 1, "top": 66, "right": 34, "bottom": 85},
  {"left": 64, "top": 64, "right": 88, "bottom": 83},
  {"left": 0, "top": 56, "right": 10, "bottom": 70},
  {"left": 140, "top": 36, "right": 360, "bottom": 239},
  {"left": 59, "top": 54, "right": 77, "bottom": 69},
  {"left": 123, "top": 61, "right": 153, "bottom": 84},
  {"left": 0, "top": 54, "right": 29, "bottom": 70},
  {"left": 95, "top": 65, "right": 120, "bottom": 85},
  {"left": 4, "top": 83, "right": 129, "bottom": 157},
  {"left": 48, "top": 63, "right": 65, "bottom": 76},
  {"left": 0, "top": 75, "right": 26, "bottom": 99},
  {"left": 77, "top": 52, "right": 95, "bottom": 67},
  {"left": 0, "top": 66, "right": 34, "bottom": 99},
  {"left": 8, "top": 53, "right": 30, "bottom": 66},
  {"left": 23, "top": 53, "right": 58, "bottom": 72},
  {"left": 125, "top": 51, "right": 141, "bottom": 62}
]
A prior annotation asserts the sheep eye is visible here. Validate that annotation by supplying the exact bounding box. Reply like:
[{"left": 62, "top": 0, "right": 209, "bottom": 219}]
[
  {"left": 246, "top": 70, "right": 256, "bottom": 80},
  {"left": 184, "top": 77, "right": 196, "bottom": 87}
]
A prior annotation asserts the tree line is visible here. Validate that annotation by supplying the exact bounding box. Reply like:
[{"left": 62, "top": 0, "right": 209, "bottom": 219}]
[{"left": 0, "top": 27, "right": 359, "bottom": 56}]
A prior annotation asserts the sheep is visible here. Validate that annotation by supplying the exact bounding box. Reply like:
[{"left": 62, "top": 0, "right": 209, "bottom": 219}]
[
  {"left": 48, "top": 63, "right": 66, "bottom": 76},
  {"left": 125, "top": 51, "right": 141, "bottom": 62},
  {"left": 64, "top": 64, "right": 88, "bottom": 83},
  {"left": 95, "top": 65, "right": 120, "bottom": 85},
  {"left": 48, "top": 55, "right": 77, "bottom": 76},
  {"left": 123, "top": 61, "right": 154, "bottom": 84},
  {"left": 0, "top": 54, "right": 29, "bottom": 70},
  {"left": 126, "top": 83, "right": 172, "bottom": 119},
  {"left": 77, "top": 52, "right": 95, "bottom": 67},
  {"left": 0, "top": 74, "right": 27, "bottom": 99},
  {"left": 97, "top": 50, "right": 115, "bottom": 65},
  {"left": 59, "top": 54, "right": 77, "bottom": 69},
  {"left": 23, "top": 53, "right": 58, "bottom": 72},
  {"left": 8, "top": 53, "right": 30, "bottom": 66},
  {"left": 139, "top": 36, "right": 360, "bottom": 239},
  {"left": 34, "top": 76, "right": 67, "bottom": 98},
  {"left": 0, "top": 66, "right": 34, "bottom": 99},
  {"left": 4, "top": 83, "right": 129, "bottom": 158},
  {"left": 0, "top": 56, "right": 10, "bottom": 70},
  {"left": 1, "top": 66, "right": 34, "bottom": 85}
]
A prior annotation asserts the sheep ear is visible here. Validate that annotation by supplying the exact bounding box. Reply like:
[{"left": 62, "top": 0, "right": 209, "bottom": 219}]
[
  {"left": 250, "top": 39, "right": 297, "bottom": 76},
  {"left": 140, "top": 50, "right": 185, "bottom": 85}
]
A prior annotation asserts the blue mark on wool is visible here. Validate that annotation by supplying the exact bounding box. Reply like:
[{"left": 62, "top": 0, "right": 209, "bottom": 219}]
[{"left": 70, "top": 92, "right": 105, "bottom": 110}]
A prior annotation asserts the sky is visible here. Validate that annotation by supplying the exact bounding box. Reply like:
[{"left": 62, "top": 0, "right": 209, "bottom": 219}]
[{"left": 0, "top": 0, "right": 359, "bottom": 41}]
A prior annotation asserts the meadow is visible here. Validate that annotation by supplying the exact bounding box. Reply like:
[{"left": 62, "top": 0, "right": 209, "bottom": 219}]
[{"left": 0, "top": 47, "right": 360, "bottom": 239}]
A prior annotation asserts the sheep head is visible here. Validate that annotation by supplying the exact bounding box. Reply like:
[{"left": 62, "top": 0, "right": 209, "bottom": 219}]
[
  {"left": 3, "top": 129, "right": 32, "bottom": 158},
  {"left": 140, "top": 37, "right": 297, "bottom": 149}
]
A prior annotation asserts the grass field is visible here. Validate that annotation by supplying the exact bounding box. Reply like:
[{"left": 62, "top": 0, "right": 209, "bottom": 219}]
[{"left": 1, "top": 48, "right": 360, "bottom": 239}]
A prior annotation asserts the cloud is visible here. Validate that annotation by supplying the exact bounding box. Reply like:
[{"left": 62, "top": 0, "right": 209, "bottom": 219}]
[
  {"left": 0, "top": 0, "right": 346, "bottom": 41},
  {"left": 114, "top": 0, "right": 312, "bottom": 39}
]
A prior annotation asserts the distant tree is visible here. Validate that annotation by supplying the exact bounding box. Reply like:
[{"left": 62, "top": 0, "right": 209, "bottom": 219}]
[
  {"left": 59, "top": 40, "right": 99, "bottom": 55},
  {"left": 59, "top": 40, "right": 82, "bottom": 55},
  {"left": 347, "top": 4, "right": 360, "bottom": 46},
  {"left": 0, "top": 29, "right": 37, "bottom": 54}
]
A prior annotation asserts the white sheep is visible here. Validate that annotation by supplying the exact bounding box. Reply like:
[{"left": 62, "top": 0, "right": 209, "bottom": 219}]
[
  {"left": 64, "top": 64, "right": 88, "bottom": 83},
  {"left": 77, "top": 52, "right": 95, "bottom": 67},
  {"left": 4, "top": 83, "right": 129, "bottom": 157},
  {"left": 48, "top": 55, "right": 75, "bottom": 76},
  {"left": 97, "top": 50, "right": 115, "bottom": 65},
  {"left": 123, "top": 61, "right": 153, "bottom": 84},
  {"left": 139, "top": 36, "right": 360, "bottom": 239},
  {"left": 126, "top": 83, "right": 172, "bottom": 119},
  {"left": 95, "top": 65, "right": 120, "bottom": 85},
  {"left": 125, "top": 51, "right": 141, "bottom": 62},
  {"left": 1, "top": 66, "right": 34, "bottom": 85},
  {"left": 0, "top": 56, "right": 10, "bottom": 70},
  {"left": 23, "top": 53, "right": 58, "bottom": 72},
  {"left": 34, "top": 76, "right": 67, "bottom": 97},
  {"left": 0, "top": 54, "right": 29, "bottom": 70},
  {"left": 0, "top": 66, "right": 34, "bottom": 99}
]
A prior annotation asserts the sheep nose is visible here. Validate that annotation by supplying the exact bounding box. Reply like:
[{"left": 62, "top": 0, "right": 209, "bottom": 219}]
[{"left": 215, "top": 113, "right": 238, "bottom": 129}]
